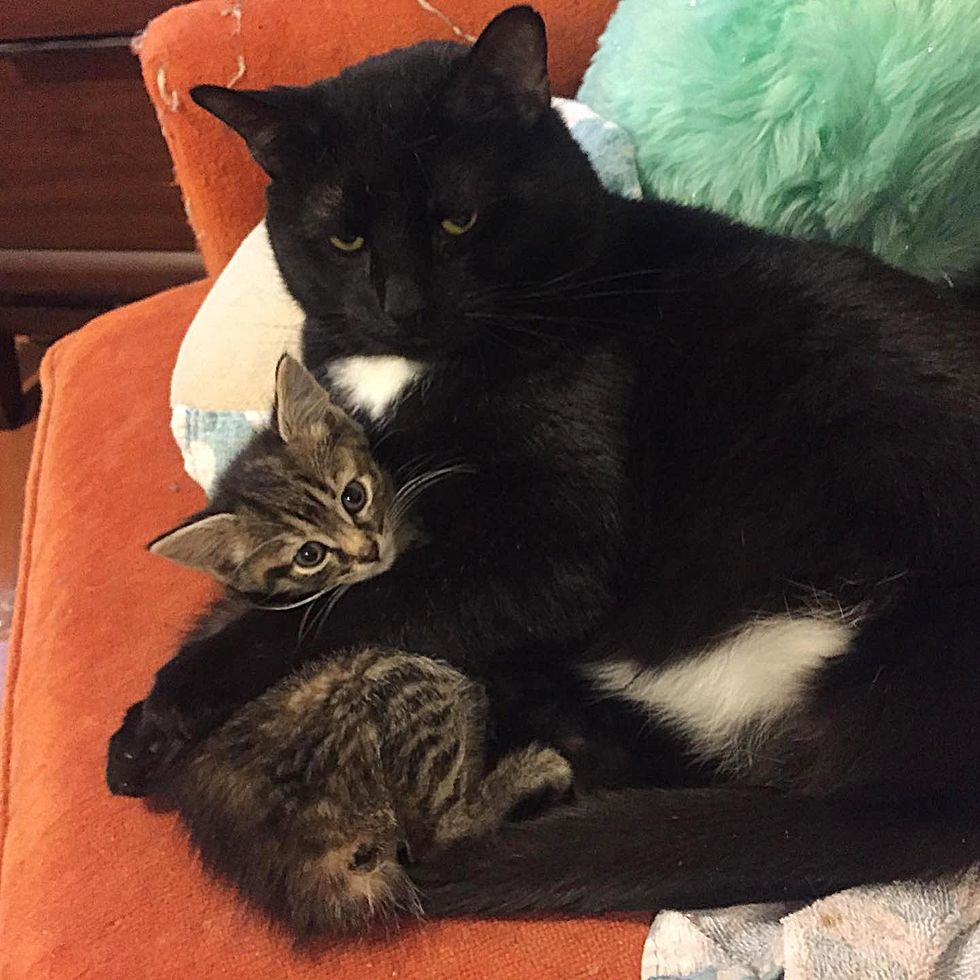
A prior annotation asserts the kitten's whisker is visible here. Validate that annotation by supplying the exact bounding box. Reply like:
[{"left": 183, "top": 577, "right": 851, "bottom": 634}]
[
  {"left": 396, "top": 875, "right": 425, "bottom": 921},
  {"left": 393, "top": 452, "right": 446, "bottom": 483},
  {"left": 253, "top": 586, "right": 333, "bottom": 613},
  {"left": 389, "top": 463, "right": 477, "bottom": 530},
  {"left": 298, "top": 590, "right": 329, "bottom": 647},
  {"left": 370, "top": 426, "right": 403, "bottom": 453},
  {"left": 396, "top": 469, "right": 455, "bottom": 501},
  {"left": 394, "top": 470, "right": 476, "bottom": 512},
  {"left": 308, "top": 584, "right": 351, "bottom": 643},
  {"left": 394, "top": 463, "right": 476, "bottom": 503},
  {"left": 297, "top": 587, "right": 335, "bottom": 645}
]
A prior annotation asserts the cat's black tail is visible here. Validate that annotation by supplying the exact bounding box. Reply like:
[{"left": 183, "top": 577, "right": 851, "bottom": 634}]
[{"left": 412, "top": 786, "right": 980, "bottom": 916}]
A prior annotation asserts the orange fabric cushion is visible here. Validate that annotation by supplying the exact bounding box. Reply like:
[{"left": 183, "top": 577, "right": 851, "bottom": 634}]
[
  {"left": 0, "top": 287, "right": 648, "bottom": 975},
  {"left": 138, "top": 0, "right": 617, "bottom": 274}
]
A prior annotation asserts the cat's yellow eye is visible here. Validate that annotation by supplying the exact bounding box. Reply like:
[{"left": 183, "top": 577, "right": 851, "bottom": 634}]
[
  {"left": 440, "top": 212, "right": 478, "bottom": 236},
  {"left": 329, "top": 234, "right": 365, "bottom": 253}
]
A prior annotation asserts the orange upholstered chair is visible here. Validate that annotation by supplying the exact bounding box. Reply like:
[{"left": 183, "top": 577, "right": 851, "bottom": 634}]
[{"left": 0, "top": 1, "right": 651, "bottom": 977}]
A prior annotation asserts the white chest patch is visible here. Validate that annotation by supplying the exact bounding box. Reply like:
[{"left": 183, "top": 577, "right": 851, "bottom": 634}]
[
  {"left": 585, "top": 615, "right": 854, "bottom": 761},
  {"left": 327, "top": 355, "right": 426, "bottom": 421}
]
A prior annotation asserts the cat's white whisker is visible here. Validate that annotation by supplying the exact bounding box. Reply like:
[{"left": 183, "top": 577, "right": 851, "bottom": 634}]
[
  {"left": 395, "top": 875, "right": 425, "bottom": 921},
  {"left": 306, "top": 584, "right": 351, "bottom": 644},
  {"left": 394, "top": 463, "right": 477, "bottom": 505},
  {"left": 254, "top": 586, "right": 334, "bottom": 613},
  {"left": 388, "top": 463, "right": 476, "bottom": 534},
  {"left": 297, "top": 587, "right": 333, "bottom": 644}
]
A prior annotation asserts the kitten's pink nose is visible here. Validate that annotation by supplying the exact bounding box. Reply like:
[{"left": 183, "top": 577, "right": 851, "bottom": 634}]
[{"left": 351, "top": 540, "right": 380, "bottom": 563}]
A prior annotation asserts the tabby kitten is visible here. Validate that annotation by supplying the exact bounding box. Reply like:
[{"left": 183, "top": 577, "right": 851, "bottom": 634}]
[
  {"left": 117, "top": 648, "right": 571, "bottom": 937},
  {"left": 149, "top": 355, "right": 415, "bottom": 602},
  {"left": 134, "top": 358, "right": 570, "bottom": 934}
]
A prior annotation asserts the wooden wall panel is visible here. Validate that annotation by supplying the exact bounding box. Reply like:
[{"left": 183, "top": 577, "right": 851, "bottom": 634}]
[
  {"left": 0, "top": 0, "right": 180, "bottom": 43},
  {"left": 0, "top": 249, "right": 205, "bottom": 304},
  {"left": 0, "top": 1, "right": 201, "bottom": 425},
  {"left": 0, "top": 44, "right": 195, "bottom": 251}
]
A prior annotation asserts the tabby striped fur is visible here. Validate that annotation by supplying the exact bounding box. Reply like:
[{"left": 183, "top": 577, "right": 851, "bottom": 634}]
[{"left": 159, "top": 646, "right": 572, "bottom": 937}]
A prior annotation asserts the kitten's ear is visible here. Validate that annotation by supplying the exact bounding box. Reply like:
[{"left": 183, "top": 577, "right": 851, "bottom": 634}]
[
  {"left": 451, "top": 6, "right": 550, "bottom": 124},
  {"left": 274, "top": 354, "right": 344, "bottom": 443},
  {"left": 190, "top": 85, "right": 314, "bottom": 178},
  {"left": 147, "top": 512, "right": 243, "bottom": 576}
]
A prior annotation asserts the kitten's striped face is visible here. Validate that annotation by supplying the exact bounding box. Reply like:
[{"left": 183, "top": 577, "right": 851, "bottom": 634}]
[
  {"left": 149, "top": 356, "right": 401, "bottom": 600},
  {"left": 218, "top": 425, "right": 397, "bottom": 600}
]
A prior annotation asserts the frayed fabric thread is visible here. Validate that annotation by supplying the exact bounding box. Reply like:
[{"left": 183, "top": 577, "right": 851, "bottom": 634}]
[
  {"left": 156, "top": 64, "right": 180, "bottom": 111},
  {"left": 415, "top": 0, "right": 476, "bottom": 42}
]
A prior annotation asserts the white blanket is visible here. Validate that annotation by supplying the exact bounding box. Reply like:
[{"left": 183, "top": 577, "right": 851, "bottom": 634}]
[{"left": 642, "top": 865, "right": 980, "bottom": 980}]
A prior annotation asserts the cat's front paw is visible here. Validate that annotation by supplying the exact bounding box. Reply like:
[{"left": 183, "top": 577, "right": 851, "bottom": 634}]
[
  {"left": 140, "top": 685, "right": 203, "bottom": 744},
  {"left": 143, "top": 653, "right": 241, "bottom": 744},
  {"left": 105, "top": 700, "right": 181, "bottom": 797}
]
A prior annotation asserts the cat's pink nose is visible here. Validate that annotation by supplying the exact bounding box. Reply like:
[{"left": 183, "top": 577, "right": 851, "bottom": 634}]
[{"left": 352, "top": 540, "right": 380, "bottom": 563}]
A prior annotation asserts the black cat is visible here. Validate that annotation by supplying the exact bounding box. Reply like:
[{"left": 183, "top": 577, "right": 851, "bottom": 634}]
[{"left": 109, "top": 6, "right": 980, "bottom": 916}]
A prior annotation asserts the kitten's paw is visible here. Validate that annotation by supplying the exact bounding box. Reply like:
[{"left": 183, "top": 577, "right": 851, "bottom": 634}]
[
  {"left": 504, "top": 746, "right": 574, "bottom": 823},
  {"left": 526, "top": 747, "right": 574, "bottom": 796}
]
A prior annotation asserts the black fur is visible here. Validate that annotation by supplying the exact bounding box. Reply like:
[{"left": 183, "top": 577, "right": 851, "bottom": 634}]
[{"left": 109, "top": 6, "right": 980, "bottom": 917}]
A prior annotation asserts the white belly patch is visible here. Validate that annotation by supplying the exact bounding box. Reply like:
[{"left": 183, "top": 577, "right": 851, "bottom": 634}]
[
  {"left": 585, "top": 615, "right": 855, "bottom": 760},
  {"left": 327, "top": 355, "right": 426, "bottom": 421}
]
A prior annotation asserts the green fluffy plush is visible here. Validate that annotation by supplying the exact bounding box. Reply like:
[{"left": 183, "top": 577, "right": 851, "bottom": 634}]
[{"left": 579, "top": 0, "right": 980, "bottom": 285}]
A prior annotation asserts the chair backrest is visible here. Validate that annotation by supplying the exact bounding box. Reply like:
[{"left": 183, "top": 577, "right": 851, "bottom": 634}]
[{"left": 138, "top": 0, "right": 616, "bottom": 274}]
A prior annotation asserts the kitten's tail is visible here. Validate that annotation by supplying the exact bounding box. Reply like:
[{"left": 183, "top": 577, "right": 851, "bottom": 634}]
[{"left": 412, "top": 786, "right": 980, "bottom": 916}]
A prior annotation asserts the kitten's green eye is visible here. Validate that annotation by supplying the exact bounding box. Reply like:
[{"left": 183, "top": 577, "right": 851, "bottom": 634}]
[
  {"left": 329, "top": 234, "right": 365, "bottom": 253},
  {"left": 440, "top": 212, "right": 477, "bottom": 236},
  {"left": 294, "top": 541, "right": 328, "bottom": 568},
  {"left": 341, "top": 480, "right": 367, "bottom": 514}
]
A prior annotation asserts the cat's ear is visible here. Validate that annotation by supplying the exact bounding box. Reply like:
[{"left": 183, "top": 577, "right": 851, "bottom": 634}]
[
  {"left": 273, "top": 353, "right": 346, "bottom": 443},
  {"left": 147, "top": 512, "right": 244, "bottom": 576},
  {"left": 190, "top": 85, "right": 314, "bottom": 178},
  {"left": 450, "top": 6, "right": 550, "bottom": 124}
]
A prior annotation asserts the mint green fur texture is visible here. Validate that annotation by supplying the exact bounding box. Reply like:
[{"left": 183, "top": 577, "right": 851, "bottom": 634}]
[{"left": 579, "top": 0, "right": 980, "bottom": 285}]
